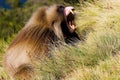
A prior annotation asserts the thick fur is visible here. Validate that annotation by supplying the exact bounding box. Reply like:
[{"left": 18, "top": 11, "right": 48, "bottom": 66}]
[{"left": 3, "top": 5, "right": 80, "bottom": 80}]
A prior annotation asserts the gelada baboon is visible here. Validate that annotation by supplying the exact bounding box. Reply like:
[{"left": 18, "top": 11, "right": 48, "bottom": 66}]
[{"left": 3, "top": 5, "right": 80, "bottom": 80}]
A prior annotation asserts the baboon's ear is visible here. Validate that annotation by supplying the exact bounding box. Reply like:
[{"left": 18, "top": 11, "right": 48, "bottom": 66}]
[{"left": 53, "top": 21, "right": 64, "bottom": 40}]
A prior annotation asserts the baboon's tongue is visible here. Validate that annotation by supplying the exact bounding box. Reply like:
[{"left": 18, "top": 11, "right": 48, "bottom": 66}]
[{"left": 68, "top": 21, "right": 75, "bottom": 30}]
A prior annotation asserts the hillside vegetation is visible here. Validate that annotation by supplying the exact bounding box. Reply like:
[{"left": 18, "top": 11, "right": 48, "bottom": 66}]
[{"left": 0, "top": 0, "right": 120, "bottom": 80}]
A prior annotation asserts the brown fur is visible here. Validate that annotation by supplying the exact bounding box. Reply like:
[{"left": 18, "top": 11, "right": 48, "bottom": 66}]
[
  {"left": 3, "top": 5, "right": 65, "bottom": 80},
  {"left": 3, "top": 5, "right": 80, "bottom": 80}
]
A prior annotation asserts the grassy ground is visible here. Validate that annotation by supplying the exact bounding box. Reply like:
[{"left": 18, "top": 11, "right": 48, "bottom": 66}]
[{"left": 1, "top": 0, "right": 120, "bottom": 80}]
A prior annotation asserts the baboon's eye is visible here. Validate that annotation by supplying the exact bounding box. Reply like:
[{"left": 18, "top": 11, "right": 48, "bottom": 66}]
[{"left": 57, "top": 5, "right": 65, "bottom": 14}]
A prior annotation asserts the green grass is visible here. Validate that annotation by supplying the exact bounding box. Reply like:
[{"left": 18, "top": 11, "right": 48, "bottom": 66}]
[{"left": 1, "top": 0, "right": 120, "bottom": 80}]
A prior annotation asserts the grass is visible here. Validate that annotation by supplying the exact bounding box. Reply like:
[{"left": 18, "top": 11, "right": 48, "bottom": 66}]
[
  {"left": 1, "top": 0, "right": 120, "bottom": 80},
  {"left": 64, "top": 54, "right": 120, "bottom": 80}
]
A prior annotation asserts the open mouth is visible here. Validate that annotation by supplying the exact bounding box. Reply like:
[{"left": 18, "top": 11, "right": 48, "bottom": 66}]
[{"left": 64, "top": 6, "right": 76, "bottom": 32}]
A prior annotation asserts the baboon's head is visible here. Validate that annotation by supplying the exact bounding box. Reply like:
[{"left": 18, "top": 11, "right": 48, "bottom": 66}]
[
  {"left": 46, "top": 5, "right": 76, "bottom": 39},
  {"left": 28, "top": 5, "right": 76, "bottom": 40}
]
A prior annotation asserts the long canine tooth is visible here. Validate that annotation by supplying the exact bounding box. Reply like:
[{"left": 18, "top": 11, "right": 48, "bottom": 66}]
[{"left": 70, "top": 10, "right": 74, "bottom": 14}]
